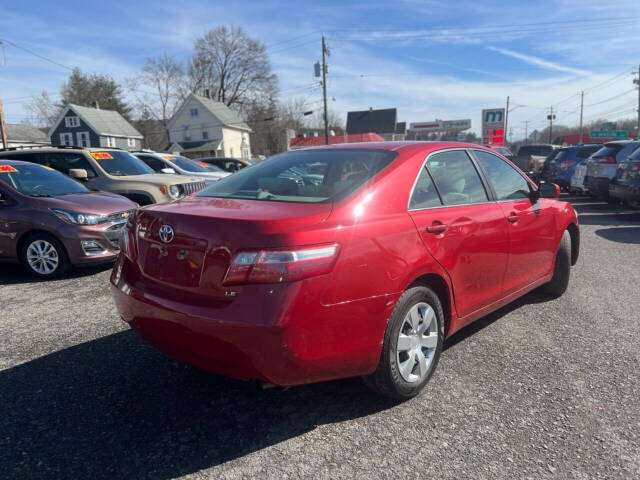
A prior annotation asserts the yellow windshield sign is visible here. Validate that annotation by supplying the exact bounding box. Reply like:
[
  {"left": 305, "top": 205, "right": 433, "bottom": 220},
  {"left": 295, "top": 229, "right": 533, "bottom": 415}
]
[{"left": 90, "top": 152, "right": 114, "bottom": 160}]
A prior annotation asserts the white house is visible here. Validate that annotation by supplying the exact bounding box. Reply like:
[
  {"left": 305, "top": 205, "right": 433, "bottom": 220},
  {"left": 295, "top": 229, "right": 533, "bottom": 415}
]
[{"left": 166, "top": 94, "right": 252, "bottom": 159}]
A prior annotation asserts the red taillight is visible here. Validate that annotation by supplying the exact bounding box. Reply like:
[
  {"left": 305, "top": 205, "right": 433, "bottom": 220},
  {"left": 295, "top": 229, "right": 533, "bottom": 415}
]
[
  {"left": 560, "top": 160, "right": 574, "bottom": 171},
  {"left": 596, "top": 156, "right": 616, "bottom": 164},
  {"left": 223, "top": 243, "right": 340, "bottom": 285}
]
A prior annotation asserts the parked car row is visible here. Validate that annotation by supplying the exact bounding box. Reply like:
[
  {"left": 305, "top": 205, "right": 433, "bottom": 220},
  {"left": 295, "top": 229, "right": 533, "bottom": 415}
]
[
  {"left": 0, "top": 146, "right": 249, "bottom": 277},
  {"left": 537, "top": 140, "right": 640, "bottom": 207}
]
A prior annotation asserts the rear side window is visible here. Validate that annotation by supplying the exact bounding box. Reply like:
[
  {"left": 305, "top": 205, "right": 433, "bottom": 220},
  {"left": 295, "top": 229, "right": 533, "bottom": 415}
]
[
  {"left": 628, "top": 146, "right": 640, "bottom": 162},
  {"left": 474, "top": 150, "right": 531, "bottom": 201},
  {"left": 409, "top": 167, "right": 441, "bottom": 210},
  {"left": 197, "top": 149, "right": 396, "bottom": 203},
  {"left": 426, "top": 150, "right": 488, "bottom": 205},
  {"left": 39, "top": 153, "right": 98, "bottom": 179},
  {"left": 554, "top": 150, "right": 568, "bottom": 161},
  {"left": 593, "top": 145, "right": 623, "bottom": 159}
]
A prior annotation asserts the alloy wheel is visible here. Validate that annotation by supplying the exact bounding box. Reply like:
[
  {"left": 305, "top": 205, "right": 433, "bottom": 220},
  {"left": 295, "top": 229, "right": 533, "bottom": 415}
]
[
  {"left": 396, "top": 302, "right": 439, "bottom": 383},
  {"left": 26, "top": 240, "right": 59, "bottom": 275}
]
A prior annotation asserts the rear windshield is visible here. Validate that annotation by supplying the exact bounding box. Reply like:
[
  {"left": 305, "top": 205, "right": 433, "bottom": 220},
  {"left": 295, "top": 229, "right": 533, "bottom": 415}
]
[
  {"left": 518, "top": 145, "right": 553, "bottom": 156},
  {"left": 91, "top": 151, "right": 154, "bottom": 176},
  {"left": 577, "top": 146, "right": 601, "bottom": 158},
  {"left": 628, "top": 146, "right": 640, "bottom": 162},
  {"left": 0, "top": 163, "right": 88, "bottom": 196},
  {"left": 196, "top": 149, "right": 397, "bottom": 203},
  {"left": 592, "top": 144, "right": 623, "bottom": 159}
]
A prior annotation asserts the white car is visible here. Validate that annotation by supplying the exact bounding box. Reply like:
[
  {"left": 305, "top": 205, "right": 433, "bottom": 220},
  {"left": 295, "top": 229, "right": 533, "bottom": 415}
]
[
  {"left": 133, "top": 152, "right": 230, "bottom": 185},
  {"left": 570, "top": 160, "right": 588, "bottom": 194}
]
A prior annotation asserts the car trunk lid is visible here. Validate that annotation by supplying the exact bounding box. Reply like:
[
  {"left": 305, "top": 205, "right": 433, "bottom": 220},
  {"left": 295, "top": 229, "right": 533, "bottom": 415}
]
[{"left": 133, "top": 197, "right": 332, "bottom": 299}]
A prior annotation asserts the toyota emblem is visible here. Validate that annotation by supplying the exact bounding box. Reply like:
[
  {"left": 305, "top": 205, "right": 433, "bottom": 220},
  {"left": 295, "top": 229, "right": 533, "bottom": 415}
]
[{"left": 159, "top": 224, "right": 174, "bottom": 244}]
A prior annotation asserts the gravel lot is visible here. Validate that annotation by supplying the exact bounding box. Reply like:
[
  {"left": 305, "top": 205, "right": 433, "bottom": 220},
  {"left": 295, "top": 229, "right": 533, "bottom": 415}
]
[{"left": 1, "top": 196, "right": 639, "bottom": 479}]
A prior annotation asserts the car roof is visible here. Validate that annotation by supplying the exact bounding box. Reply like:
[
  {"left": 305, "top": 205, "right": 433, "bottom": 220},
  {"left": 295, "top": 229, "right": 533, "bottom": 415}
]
[
  {"left": 0, "top": 159, "right": 39, "bottom": 166},
  {"left": 298, "top": 141, "right": 498, "bottom": 155},
  {"left": 0, "top": 146, "right": 125, "bottom": 154}
]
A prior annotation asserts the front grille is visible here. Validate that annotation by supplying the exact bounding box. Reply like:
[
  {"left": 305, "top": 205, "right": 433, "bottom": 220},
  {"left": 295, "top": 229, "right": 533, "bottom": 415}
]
[
  {"left": 181, "top": 181, "right": 206, "bottom": 196},
  {"left": 106, "top": 209, "right": 136, "bottom": 223},
  {"left": 103, "top": 223, "right": 126, "bottom": 247}
]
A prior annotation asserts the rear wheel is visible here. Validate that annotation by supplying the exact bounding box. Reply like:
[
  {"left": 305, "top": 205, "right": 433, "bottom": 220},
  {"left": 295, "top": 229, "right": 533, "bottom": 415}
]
[
  {"left": 20, "top": 233, "right": 69, "bottom": 279},
  {"left": 541, "top": 230, "right": 571, "bottom": 297},
  {"left": 364, "top": 286, "right": 444, "bottom": 400}
]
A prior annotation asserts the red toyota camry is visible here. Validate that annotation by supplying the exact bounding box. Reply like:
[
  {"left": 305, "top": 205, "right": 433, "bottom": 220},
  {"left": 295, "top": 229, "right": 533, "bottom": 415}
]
[{"left": 111, "top": 142, "right": 579, "bottom": 400}]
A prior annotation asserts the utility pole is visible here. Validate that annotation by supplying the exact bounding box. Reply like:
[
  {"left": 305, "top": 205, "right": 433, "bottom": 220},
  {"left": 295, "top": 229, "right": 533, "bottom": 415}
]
[
  {"left": 0, "top": 93, "right": 8, "bottom": 150},
  {"left": 634, "top": 65, "right": 640, "bottom": 139},
  {"left": 505, "top": 96, "right": 510, "bottom": 145},
  {"left": 321, "top": 35, "right": 329, "bottom": 145},
  {"left": 522, "top": 120, "right": 529, "bottom": 144},
  {"left": 578, "top": 90, "right": 584, "bottom": 144},
  {"left": 547, "top": 106, "right": 556, "bottom": 144}
]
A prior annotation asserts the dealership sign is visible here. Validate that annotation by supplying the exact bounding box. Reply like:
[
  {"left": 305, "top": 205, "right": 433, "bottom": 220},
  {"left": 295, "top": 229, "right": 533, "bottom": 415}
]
[
  {"left": 482, "top": 108, "right": 505, "bottom": 146},
  {"left": 409, "top": 119, "right": 471, "bottom": 132}
]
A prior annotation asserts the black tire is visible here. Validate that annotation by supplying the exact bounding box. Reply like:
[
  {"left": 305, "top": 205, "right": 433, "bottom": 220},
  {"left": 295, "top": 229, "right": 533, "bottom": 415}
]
[
  {"left": 19, "top": 232, "right": 70, "bottom": 279},
  {"left": 541, "top": 230, "right": 571, "bottom": 297},
  {"left": 364, "top": 286, "right": 444, "bottom": 401}
]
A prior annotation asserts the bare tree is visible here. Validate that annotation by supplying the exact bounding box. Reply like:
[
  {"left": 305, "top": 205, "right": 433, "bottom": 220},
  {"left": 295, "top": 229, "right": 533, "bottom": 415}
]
[
  {"left": 24, "top": 90, "right": 61, "bottom": 127},
  {"left": 188, "top": 26, "right": 278, "bottom": 111},
  {"left": 127, "top": 53, "right": 185, "bottom": 125}
]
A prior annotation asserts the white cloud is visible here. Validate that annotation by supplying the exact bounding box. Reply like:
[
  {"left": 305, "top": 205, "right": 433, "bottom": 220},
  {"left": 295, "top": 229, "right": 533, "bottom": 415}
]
[{"left": 487, "top": 46, "right": 591, "bottom": 76}]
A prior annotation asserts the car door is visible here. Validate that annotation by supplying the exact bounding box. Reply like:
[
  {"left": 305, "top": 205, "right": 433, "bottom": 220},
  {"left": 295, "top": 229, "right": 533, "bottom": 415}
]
[
  {"left": 0, "top": 186, "right": 16, "bottom": 258},
  {"left": 472, "top": 149, "right": 557, "bottom": 295},
  {"left": 408, "top": 149, "right": 509, "bottom": 318}
]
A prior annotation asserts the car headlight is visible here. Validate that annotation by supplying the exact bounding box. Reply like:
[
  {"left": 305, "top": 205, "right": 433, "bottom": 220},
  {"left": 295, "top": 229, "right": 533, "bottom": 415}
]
[
  {"left": 51, "top": 208, "right": 107, "bottom": 225},
  {"left": 169, "top": 184, "right": 181, "bottom": 198}
]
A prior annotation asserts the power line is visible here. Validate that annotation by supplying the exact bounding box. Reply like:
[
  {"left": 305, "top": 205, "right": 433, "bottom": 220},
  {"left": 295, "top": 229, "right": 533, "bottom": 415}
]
[{"left": 0, "top": 38, "right": 74, "bottom": 71}]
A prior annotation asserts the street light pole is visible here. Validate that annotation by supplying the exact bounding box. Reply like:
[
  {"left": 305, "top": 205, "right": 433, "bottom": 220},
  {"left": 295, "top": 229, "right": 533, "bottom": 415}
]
[{"left": 321, "top": 35, "right": 329, "bottom": 145}]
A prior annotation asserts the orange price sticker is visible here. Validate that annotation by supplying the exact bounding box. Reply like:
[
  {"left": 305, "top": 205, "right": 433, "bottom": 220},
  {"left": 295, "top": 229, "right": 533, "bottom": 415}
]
[
  {"left": 0, "top": 165, "right": 18, "bottom": 173},
  {"left": 90, "top": 152, "right": 114, "bottom": 160},
  {"left": 163, "top": 155, "right": 176, "bottom": 161}
]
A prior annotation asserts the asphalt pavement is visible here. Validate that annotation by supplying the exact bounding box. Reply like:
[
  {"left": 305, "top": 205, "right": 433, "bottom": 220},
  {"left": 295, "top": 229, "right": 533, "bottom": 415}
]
[{"left": 1, "top": 196, "right": 639, "bottom": 479}]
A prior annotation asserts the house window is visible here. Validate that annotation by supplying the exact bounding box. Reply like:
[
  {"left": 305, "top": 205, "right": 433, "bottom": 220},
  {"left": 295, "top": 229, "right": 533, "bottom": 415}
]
[
  {"left": 76, "top": 132, "right": 90, "bottom": 148},
  {"left": 202, "top": 128, "right": 208, "bottom": 140},
  {"left": 64, "top": 116, "right": 80, "bottom": 128},
  {"left": 59, "top": 133, "right": 73, "bottom": 146},
  {"left": 184, "top": 126, "right": 191, "bottom": 141},
  {"left": 127, "top": 138, "right": 136, "bottom": 147},
  {"left": 106, "top": 137, "right": 116, "bottom": 148},
  {"left": 189, "top": 108, "right": 198, "bottom": 117},
  {"left": 230, "top": 147, "right": 234, "bottom": 157},
  {"left": 242, "top": 146, "right": 250, "bottom": 159}
]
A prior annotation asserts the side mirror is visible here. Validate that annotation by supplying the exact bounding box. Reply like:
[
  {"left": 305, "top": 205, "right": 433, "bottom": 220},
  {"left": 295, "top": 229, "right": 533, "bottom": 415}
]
[
  {"left": 160, "top": 168, "right": 176, "bottom": 174},
  {"left": 69, "top": 168, "right": 88, "bottom": 181},
  {"left": 538, "top": 182, "right": 560, "bottom": 199}
]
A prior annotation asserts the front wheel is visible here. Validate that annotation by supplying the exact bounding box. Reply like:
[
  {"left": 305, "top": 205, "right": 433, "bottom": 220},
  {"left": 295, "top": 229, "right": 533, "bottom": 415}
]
[
  {"left": 20, "top": 233, "right": 70, "bottom": 279},
  {"left": 364, "top": 286, "right": 444, "bottom": 400}
]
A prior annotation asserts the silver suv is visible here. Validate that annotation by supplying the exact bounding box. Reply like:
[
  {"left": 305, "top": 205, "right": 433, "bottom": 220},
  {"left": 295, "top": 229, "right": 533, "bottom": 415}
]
[
  {"left": 0, "top": 147, "right": 206, "bottom": 205},
  {"left": 584, "top": 141, "right": 640, "bottom": 198},
  {"left": 132, "top": 151, "right": 230, "bottom": 185}
]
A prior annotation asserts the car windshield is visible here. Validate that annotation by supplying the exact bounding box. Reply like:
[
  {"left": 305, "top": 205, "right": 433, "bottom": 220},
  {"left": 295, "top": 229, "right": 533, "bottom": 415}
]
[
  {"left": 164, "top": 155, "right": 210, "bottom": 173},
  {"left": 196, "top": 149, "right": 397, "bottom": 203},
  {"left": 91, "top": 151, "right": 154, "bottom": 176},
  {"left": 0, "top": 163, "right": 88, "bottom": 196}
]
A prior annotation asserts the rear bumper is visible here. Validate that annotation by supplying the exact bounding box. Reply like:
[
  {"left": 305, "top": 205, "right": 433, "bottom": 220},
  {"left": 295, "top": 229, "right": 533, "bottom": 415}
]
[
  {"left": 585, "top": 176, "right": 610, "bottom": 196},
  {"left": 609, "top": 182, "right": 640, "bottom": 202},
  {"left": 110, "top": 256, "right": 396, "bottom": 386}
]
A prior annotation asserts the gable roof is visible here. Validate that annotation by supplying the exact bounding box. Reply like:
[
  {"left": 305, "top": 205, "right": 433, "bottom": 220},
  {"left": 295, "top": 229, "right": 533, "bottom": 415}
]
[
  {"left": 166, "top": 93, "right": 251, "bottom": 131},
  {"left": 346, "top": 108, "right": 397, "bottom": 135},
  {"left": 6, "top": 124, "right": 49, "bottom": 143},
  {"left": 48, "top": 104, "right": 142, "bottom": 138}
]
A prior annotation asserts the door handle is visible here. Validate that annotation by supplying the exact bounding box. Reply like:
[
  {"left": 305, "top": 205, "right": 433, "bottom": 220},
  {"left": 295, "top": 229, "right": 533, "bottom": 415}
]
[
  {"left": 426, "top": 221, "right": 448, "bottom": 234},
  {"left": 507, "top": 212, "right": 518, "bottom": 223}
]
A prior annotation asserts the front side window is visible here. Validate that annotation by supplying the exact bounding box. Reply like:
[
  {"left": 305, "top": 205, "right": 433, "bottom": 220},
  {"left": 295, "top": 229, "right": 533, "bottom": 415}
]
[
  {"left": 197, "top": 149, "right": 397, "bottom": 203},
  {"left": 43, "top": 152, "right": 98, "bottom": 179},
  {"left": 409, "top": 167, "right": 441, "bottom": 210},
  {"left": 474, "top": 150, "right": 531, "bottom": 201},
  {"left": 0, "top": 163, "right": 88, "bottom": 196},
  {"left": 426, "top": 150, "right": 488, "bottom": 206},
  {"left": 166, "top": 155, "right": 209, "bottom": 173}
]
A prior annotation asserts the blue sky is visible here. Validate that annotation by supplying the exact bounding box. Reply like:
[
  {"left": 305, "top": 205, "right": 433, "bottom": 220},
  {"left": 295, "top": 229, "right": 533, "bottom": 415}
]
[{"left": 1, "top": 0, "right": 640, "bottom": 139}]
